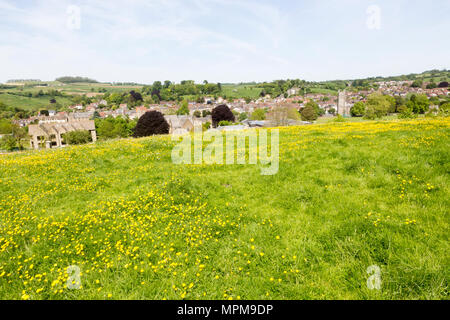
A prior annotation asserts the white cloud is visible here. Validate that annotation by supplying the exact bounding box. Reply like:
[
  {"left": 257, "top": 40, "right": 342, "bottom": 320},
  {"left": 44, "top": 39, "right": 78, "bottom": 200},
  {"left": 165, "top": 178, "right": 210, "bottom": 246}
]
[{"left": 0, "top": 0, "right": 448, "bottom": 83}]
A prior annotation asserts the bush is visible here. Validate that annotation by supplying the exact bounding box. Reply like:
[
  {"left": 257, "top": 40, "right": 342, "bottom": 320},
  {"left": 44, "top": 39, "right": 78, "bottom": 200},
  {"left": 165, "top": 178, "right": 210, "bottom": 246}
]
[
  {"left": 300, "top": 102, "right": 318, "bottom": 121},
  {"left": 333, "top": 114, "right": 346, "bottom": 122},
  {"left": 407, "top": 94, "right": 430, "bottom": 114},
  {"left": 202, "top": 110, "right": 211, "bottom": 117},
  {"left": 411, "top": 80, "right": 423, "bottom": 88},
  {"left": 95, "top": 117, "right": 136, "bottom": 140},
  {"left": 63, "top": 130, "right": 92, "bottom": 145},
  {"left": 439, "top": 102, "right": 450, "bottom": 116},
  {"left": 364, "top": 93, "right": 390, "bottom": 119},
  {"left": 176, "top": 100, "right": 190, "bottom": 116},
  {"left": 0, "top": 119, "right": 12, "bottom": 134},
  {"left": 0, "top": 135, "right": 17, "bottom": 151},
  {"left": 212, "top": 105, "right": 235, "bottom": 127},
  {"left": 398, "top": 109, "right": 417, "bottom": 119},
  {"left": 250, "top": 109, "right": 266, "bottom": 120},
  {"left": 134, "top": 111, "right": 169, "bottom": 137},
  {"left": 202, "top": 122, "right": 211, "bottom": 131},
  {"left": 218, "top": 120, "right": 233, "bottom": 127},
  {"left": 238, "top": 112, "right": 248, "bottom": 121},
  {"left": 350, "top": 102, "right": 365, "bottom": 117},
  {"left": 193, "top": 110, "right": 201, "bottom": 118}
]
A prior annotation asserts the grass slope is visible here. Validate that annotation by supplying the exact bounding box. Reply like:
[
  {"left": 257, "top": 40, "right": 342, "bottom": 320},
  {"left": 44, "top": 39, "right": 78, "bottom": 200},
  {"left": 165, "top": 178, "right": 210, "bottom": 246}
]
[
  {"left": 0, "top": 93, "right": 74, "bottom": 111},
  {"left": 0, "top": 118, "right": 448, "bottom": 300}
]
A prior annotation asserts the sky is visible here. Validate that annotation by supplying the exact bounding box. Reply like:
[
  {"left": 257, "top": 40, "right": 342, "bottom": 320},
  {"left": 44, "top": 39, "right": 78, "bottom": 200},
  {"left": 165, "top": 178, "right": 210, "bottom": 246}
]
[{"left": 0, "top": 0, "right": 449, "bottom": 84}]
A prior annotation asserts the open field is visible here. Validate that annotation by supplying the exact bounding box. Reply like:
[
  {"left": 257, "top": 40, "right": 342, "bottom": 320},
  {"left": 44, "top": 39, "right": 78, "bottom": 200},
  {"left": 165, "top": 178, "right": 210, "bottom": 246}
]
[
  {"left": 221, "top": 84, "right": 261, "bottom": 99},
  {"left": 0, "top": 118, "right": 448, "bottom": 300},
  {"left": 0, "top": 92, "right": 75, "bottom": 111}
]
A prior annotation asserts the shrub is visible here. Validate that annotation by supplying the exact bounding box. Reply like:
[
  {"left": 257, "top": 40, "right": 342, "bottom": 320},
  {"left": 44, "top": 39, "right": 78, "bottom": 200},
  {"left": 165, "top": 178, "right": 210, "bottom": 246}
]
[
  {"left": 176, "top": 100, "right": 190, "bottom": 116},
  {"left": 250, "top": 109, "right": 266, "bottom": 120},
  {"left": 300, "top": 102, "right": 318, "bottom": 121},
  {"left": 398, "top": 106, "right": 417, "bottom": 119},
  {"left": 218, "top": 120, "right": 233, "bottom": 127},
  {"left": 333, "top": 114, "right": 346, "bottom": 122},
  {"left": 411, "top": 80, "right": 423, "bottom": 88},
  {"left": 193, "top": 110, "right": 201, "bottom": 118},
  {"left": 0, "top": 135, "right": 17, "bottom": 151},
  {"left": 439, "top": 102, "right": 450, "bottom": 115},
  {"left": 0, "top": 119, "right": 12, "bottom": 134},
  {"left": 202, "top": 122, "right": 211, "bottom": 131},
  {"left": 238, "top": 112, "right": 248, "bottom": 121},
  {"left": 350, "top": 102, "right": 365, "bottom": 117},
  {"left": 212, "top": 105, "right": 235, "bottom": 127},
  {"left": 63, "top": 130, "right": 92, "bottom": 145},
  {"left": 202, "top": 110, "right": 211, "bottom": 117},
  {"left": 95, "top": 117, "right": 136, "bottom": 140},
  {"left": 364, "top": 93, "right": 390, "bottom": 119},
  {"left": 407, "top": 94, "right": 430, "bottom": 114},
  {"left": 134, "top": 111, "right": 169, "bottom": 137}
]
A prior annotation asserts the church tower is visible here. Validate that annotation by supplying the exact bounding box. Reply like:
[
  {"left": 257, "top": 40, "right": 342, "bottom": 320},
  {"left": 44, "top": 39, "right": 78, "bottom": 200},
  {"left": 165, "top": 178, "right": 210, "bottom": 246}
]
[{"left": 337, "top": 90, "right": 350, "bottom": 117}]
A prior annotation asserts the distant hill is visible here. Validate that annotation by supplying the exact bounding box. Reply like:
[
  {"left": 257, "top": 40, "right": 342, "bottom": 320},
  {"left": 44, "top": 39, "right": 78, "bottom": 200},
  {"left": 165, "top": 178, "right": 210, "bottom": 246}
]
[
  {"left": 55, "top": 76, "right": 98, "bottom": 84},
  {"left": 7, "top": 79, "right": 42, "bottom": 83}
]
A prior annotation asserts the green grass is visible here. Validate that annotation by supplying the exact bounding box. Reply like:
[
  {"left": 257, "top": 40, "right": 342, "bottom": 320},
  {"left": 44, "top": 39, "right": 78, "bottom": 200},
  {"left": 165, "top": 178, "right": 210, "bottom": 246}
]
[
  {"left": 0, "top": 118, "right": 448, "bottom": 300},
  {"left": 221, "top": 84, "right": 261, "bottom": 99},
  {"left": 0, "top": 92, "right": 75, "bottom": 111},
  {"left": 308, "top": 88, "right": 338, "bottom": 95}
]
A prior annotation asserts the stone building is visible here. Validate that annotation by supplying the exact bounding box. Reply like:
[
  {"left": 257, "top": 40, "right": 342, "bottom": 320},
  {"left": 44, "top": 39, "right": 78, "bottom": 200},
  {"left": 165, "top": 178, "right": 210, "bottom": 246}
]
[
  {"left": 28, "top": 117, "right": 97, "bottom": 150},
  {"left": 164, "top": 115, "right": 206, "bottom": 135},
  {"left": 337, "top": 90, "right": 351, "bottom": 117}
]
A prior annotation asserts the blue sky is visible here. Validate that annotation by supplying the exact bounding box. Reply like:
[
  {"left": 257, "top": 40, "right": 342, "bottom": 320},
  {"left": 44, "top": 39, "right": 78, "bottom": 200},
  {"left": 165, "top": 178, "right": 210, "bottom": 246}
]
[{"left": 0, "top": 0, "right": 449, "bottom": 83}]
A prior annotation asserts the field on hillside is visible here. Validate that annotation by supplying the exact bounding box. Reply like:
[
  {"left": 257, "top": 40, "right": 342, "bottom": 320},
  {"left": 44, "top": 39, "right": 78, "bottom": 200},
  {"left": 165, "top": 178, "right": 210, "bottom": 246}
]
[
  {"left": 0, "top": 82, "right": 143, "bottom": 111},
  {"left": 0, "top": 118, "right": 448, "bottom": 300},
  {"left": 0, "top": 92, "right": 75, "bottom": 111},
  {"left": 221, "top": 84, "right": 261, "bottom": 99}
]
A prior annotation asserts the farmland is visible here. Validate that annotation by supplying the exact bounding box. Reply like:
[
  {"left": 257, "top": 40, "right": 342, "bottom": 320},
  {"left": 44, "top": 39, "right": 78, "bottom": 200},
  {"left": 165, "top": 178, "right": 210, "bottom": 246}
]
[
  {"left": 0, "top": 118, "right": 448, "bottom": 300},
  {"left": 0, "top": 81, "right": 143, "bottom": 111}
]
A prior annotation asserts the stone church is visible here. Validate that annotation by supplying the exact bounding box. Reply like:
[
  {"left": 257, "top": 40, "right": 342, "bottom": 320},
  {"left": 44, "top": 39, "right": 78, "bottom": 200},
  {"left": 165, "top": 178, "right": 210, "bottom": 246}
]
[{"left": 337, "top": 90, "right": 351, "bottom": 117}]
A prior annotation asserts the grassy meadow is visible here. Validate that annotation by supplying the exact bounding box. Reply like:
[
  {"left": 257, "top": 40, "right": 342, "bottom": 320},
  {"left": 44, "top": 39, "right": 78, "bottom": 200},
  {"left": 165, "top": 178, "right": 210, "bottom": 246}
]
[
  {"left": 0, "top": 82, "right": 143, "bottom": 111},
  {"left": 0, "top": 118, "right": 448, "bottom": 300},
  {"left": 221, "top": 84, "right": 262, "bottom": 99}
]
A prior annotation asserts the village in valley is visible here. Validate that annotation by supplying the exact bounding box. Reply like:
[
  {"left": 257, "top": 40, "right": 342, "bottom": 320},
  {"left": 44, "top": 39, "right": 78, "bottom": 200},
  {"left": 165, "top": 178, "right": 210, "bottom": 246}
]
[
  {"left": 1, "top": 0, "right": 449, "bottom": 303},
  {"left": 0, "top": 70, "right": 448, "bottom": 151}
]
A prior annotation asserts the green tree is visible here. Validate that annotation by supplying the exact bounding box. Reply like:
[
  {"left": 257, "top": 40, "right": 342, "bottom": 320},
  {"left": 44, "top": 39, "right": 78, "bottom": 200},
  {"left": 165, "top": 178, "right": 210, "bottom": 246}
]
[
  {"left": 238, "top": 112, "right": 248, "bottom": 121},
  {"left": 411, "top": 80, "right": 423, "bottom": 88},
  {"left": 176, "top": 100, "right": 190, "bottom": 116},
  {"left": 408, "top": 94, "right": 430, "bottom": 114},
  {"left": 385, "top": 95, "right": 396, "bottom": 113},
  {"left": 364, "top": 93, "right": 390, "bottom": 119},
  {"left": 63, "top": 130, "right": 92, "bottom": 145},
  {"left": 250, "top": 108, "right": 266, "bottom": 120},
  {"left": 300, "top": 103, "right": 318, "bottom": 121},
  {"left": 193, "top": 110, "right": 202, "bottom": 118},
  {"left": 0, "top": 119, "right": 12, "bottom": 134},
  {"left": 96, "top": 117, "right": 116, "bottom": 139},
  {"left": 11, "top": 125, "right": 27, "bottom": 150},
  {"left": 0, "top": 135, "right": 17, "bottom": 151},
  {"left": 350, "top": 101, "right": 365, "bottom": 117}
]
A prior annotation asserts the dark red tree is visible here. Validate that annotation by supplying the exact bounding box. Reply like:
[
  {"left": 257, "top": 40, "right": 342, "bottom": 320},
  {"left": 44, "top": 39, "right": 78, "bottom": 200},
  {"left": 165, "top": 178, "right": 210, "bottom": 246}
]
[
  {"left": 211, "top": 104, "right": 235, "bottom": 127},
  {"left": 133, "top": 111, "right": 169, "bottom": 137}
]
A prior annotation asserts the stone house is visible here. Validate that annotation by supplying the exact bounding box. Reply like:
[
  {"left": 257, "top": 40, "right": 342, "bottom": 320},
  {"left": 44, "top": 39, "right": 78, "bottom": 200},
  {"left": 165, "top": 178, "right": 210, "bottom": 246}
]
[{"left": 28, "top": 117, "right": 97, "bottom": 150}]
